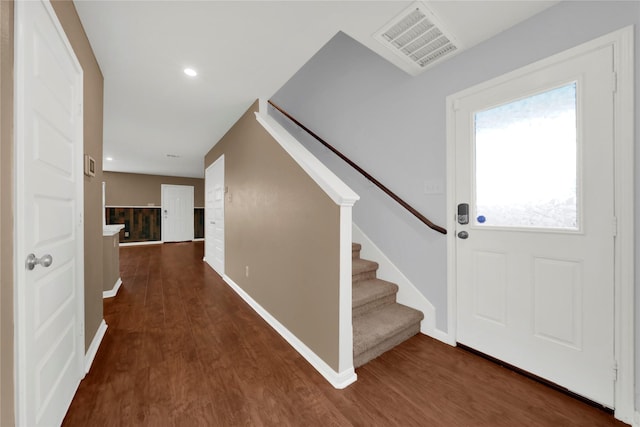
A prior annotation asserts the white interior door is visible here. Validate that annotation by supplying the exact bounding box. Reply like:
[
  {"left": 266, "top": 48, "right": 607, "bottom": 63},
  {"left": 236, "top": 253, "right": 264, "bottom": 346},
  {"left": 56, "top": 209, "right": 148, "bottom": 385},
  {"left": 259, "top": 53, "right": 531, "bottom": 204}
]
[
  {"left": 205, "top": 156, "right": 224, "bottom": 275},
  {"left": 14, "top": 1, "right": 85, "bottom": 425},
  {"left": 161, "top": 184, "right": 194, "bottom": 242},
  {"left": 452, "top": 45, "right": 615, "bottom": 407}
]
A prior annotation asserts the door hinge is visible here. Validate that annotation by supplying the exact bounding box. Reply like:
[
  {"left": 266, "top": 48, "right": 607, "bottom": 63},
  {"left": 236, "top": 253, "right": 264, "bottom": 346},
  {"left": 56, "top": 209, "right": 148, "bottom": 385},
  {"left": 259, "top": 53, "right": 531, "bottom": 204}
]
[
  {"left": 612, "top": 362, "right": 618, "bottom": 381},
  {"left": 612, "top": 72, "right": 617, "bottom": 93},
  {"left": 612, "top": 216, "right": 618, "bottom": 237}
]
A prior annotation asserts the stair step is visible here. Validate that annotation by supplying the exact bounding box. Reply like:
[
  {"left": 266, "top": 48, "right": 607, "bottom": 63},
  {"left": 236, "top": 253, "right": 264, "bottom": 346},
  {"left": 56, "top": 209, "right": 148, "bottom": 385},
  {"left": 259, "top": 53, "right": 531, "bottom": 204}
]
[
  {"left": 352, "top": 258, "right": 378, "bottom": 283},
  {"left": 353, "top": 279, "right": 398, "bottom": 318},
  {"left": 352, "top": 243, "right": 362, "bottom": 260},
  {"left": 350, "top": 242, "right": 425, "bottom": 369},
  {"left": 353, "top": 303, "right": 423, "bottom": 368}
]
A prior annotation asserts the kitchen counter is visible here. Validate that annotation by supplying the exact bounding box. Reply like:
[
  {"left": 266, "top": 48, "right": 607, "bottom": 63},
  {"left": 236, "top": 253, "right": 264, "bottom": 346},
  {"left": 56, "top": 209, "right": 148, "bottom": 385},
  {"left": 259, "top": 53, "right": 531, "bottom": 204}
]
[
  {"left": 103, "top": 224, "right": 125, "bottom": 236},
  {"left": 103, "top": 224, "right": 124, "bottom": 298}
]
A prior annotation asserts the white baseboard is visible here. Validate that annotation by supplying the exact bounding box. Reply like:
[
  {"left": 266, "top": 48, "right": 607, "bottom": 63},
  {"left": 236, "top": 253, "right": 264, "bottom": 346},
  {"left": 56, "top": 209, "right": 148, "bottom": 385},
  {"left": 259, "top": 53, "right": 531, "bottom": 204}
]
[
  {"left": 222, "top": 274, "right": 357, "bottom": 389},
  {"left": 85, "top": 319, "right": 107, "bottom": 374},
  {"left": 102, "top": 278, "right": 122, "bottom": 299},
  {"left": 119, "top": 241, "right": 162, "bottom": 247},
  {"left": 352, "top": 224, "right": 454, "bottom": 346},
  {"left": 120, "top": 240, "right": 202, "bottom": 247}
]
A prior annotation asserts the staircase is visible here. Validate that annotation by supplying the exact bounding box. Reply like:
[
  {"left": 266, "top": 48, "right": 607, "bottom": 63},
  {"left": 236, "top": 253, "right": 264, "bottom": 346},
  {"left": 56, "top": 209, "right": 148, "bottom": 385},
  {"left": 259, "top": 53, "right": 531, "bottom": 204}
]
[{"left": 352, "top": 243, "right": 424, "bottom": 368}]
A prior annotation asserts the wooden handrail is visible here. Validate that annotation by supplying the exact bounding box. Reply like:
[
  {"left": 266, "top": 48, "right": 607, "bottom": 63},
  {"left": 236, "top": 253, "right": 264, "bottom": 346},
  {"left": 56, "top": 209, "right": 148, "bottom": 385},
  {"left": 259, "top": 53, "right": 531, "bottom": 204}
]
[{"left": 268, "top": 100, "right": 447, "bottom": 235}]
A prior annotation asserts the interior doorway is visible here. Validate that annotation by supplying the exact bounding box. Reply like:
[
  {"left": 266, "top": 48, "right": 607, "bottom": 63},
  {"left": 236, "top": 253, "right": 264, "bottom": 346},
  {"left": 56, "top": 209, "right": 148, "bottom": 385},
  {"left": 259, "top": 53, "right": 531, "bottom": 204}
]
[
  {"left": 205, "top": 156, "right": 224, "bottom": 275},
  {"left": 14, "top": 1, "right": 85, "bottom": 425},
  {"left": 161, "top": 184, "right": 194, "bottom": 242}
]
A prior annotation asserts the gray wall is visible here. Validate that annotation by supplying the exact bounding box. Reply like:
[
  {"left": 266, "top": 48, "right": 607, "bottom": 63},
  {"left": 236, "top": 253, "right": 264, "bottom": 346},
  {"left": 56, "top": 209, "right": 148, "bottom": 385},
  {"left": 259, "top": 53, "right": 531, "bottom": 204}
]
[
  {"left": 272, "top": 33, "right": 449, "bottom": 329},
  {"left": 272, "top": 0, "right": 639, "bottom": 407}
]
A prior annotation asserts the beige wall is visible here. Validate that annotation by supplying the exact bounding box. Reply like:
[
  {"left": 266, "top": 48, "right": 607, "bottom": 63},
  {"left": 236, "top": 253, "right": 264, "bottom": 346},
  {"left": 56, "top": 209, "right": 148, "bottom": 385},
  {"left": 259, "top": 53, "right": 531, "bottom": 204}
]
[
  {"left": 51, "top": 0, "right": 105, "bottom": 353},
  {"left": 104, "top": 171, "right": 205, "bottom": 207},
  {"left": 0, "top": 1, "right": 14, "bottom": 424},
  {"left": 205, "top": 101, "right": 341, "bottom": 370},
  {"left": 0, "top": 2, "right": 105, "bottom": 424}
]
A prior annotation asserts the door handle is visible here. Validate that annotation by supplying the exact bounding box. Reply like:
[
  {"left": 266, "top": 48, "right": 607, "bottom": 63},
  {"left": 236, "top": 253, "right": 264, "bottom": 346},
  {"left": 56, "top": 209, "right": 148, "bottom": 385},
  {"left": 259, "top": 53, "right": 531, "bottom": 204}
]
[
  {"left": 26, "top": 253, "right": 53, "bottom": 270},
  {"left": 457, "top": 231, "right": 469, "bottom": 239}
]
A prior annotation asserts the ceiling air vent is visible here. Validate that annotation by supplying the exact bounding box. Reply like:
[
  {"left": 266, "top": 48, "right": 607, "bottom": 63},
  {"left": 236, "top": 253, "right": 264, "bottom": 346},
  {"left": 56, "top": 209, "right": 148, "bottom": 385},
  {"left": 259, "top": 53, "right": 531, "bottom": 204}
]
[{"left": 374, "top": 2, "right": 460, "bottom": 75}]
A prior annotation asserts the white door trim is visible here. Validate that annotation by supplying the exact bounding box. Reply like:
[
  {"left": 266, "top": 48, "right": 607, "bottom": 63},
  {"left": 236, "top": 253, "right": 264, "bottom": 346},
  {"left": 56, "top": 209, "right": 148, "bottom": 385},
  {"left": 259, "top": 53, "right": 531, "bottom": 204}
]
[
  {"left": 13, "top": 0, "right": 85, "bottom": 424},
  {"left": 446, "top": 26, "right": 634, "bottom": 423}
]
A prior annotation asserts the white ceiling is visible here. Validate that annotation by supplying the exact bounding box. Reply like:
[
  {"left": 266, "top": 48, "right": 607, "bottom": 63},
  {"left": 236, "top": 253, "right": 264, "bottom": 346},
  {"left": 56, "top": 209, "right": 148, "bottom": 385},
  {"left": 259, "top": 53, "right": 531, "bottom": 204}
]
[{"left": 74, "top": 1, "right": 559, "bottom": 179}]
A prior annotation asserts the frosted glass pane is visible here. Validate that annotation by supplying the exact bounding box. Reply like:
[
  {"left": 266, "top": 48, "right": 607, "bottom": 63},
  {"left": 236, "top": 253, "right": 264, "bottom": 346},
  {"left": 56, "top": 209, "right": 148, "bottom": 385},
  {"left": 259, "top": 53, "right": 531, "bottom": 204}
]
[{"left": 474, "top": 83, "right": 577, "bottom": 229}]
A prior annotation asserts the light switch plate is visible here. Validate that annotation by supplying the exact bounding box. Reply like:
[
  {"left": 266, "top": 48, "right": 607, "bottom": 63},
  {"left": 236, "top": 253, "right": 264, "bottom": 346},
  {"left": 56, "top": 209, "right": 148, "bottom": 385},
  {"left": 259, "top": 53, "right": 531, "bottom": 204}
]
[{"left": 424, "top": 179, "right": 444, "bottom": 194}]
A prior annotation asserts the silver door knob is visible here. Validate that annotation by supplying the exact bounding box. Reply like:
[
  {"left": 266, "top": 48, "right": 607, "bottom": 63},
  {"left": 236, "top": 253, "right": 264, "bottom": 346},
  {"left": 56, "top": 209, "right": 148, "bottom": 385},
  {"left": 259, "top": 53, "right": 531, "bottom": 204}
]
[
  {"left": 457, "top": 231, "right": 469, "bottom": 239},
  {"left": 26, "top": 253, "right": 53, "bottom": 270}
]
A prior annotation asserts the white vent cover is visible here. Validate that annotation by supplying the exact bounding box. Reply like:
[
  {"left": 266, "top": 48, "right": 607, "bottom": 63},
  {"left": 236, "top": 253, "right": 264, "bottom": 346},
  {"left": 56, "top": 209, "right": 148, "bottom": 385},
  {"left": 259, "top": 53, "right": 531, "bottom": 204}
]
[{"left": 374, "top": 2, "right": 460, "bottom": 75}]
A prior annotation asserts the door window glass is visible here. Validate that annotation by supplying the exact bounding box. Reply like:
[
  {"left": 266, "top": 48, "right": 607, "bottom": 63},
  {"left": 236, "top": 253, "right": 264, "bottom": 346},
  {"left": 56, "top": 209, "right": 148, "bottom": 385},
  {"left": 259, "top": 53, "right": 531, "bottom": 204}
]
[{"left": 474, "top": 83, "right": 578, "bottom": 229}]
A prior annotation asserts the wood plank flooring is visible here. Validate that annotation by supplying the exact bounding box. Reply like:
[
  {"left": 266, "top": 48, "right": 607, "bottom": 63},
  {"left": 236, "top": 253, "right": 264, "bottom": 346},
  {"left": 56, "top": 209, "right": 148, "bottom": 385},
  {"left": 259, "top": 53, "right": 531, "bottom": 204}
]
[{"left": 63, "top": 242, "right": 627, "bottom": 426}]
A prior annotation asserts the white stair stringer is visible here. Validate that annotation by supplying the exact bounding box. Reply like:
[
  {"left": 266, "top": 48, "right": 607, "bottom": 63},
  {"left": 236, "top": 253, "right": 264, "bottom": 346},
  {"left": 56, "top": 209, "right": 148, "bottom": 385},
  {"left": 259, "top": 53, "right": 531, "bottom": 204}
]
[{"left": 352, "top": 223, "right": 454, "bottom": 346}]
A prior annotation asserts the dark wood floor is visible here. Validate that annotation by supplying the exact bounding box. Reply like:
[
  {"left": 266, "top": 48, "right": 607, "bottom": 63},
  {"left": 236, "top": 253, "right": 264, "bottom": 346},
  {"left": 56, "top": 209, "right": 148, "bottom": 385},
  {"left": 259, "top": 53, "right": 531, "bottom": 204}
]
[{"left": 63, "top": 242, "right": 627, "bottom": 426}]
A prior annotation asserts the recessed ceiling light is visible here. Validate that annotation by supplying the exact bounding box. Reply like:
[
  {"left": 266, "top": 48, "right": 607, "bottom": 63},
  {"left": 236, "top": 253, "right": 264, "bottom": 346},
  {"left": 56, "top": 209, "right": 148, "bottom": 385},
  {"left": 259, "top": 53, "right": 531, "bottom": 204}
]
[
  {"left": 183, "top": 68, "right": 197, "bottom": 77},
  {"left": 106, "top": 157, "right": 113, "bottom": 161}
]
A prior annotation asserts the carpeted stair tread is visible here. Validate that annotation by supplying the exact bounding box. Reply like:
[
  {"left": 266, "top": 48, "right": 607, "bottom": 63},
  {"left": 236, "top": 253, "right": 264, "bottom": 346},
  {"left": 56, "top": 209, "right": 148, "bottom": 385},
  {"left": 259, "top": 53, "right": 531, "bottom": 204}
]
[
  {"left": 352, "top": 258, "right": 378, "bottom": 282},
  {"left": 352, "top": 243, "right": 362, "bottom": 259},
  {"left": 353, "top": 279, "right": 398, "bottom": 317},
  {"left": 353, "top": 318, "right": 421, "bottom": 368},
  {"left": 350, "top": 242, "right": 425, "bottom": 368},
  {"left": 353, "top": 303, "right": 423, "bottom": 367}
]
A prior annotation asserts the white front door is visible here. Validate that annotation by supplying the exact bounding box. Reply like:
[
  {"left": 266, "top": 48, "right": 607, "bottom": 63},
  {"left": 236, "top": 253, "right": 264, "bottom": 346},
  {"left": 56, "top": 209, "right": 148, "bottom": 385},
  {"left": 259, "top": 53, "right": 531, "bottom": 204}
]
[
  {"left": 451, "top": 45, "right": 615, "bottom": 406},
  {"left": 161, "top": 184, "right": 194, "bottom": 242},
  {"left": 205, "top": 156, "right": 224, "bottom": 275},
  {"left": 14, "top": 1, "right": 85, "bottom": 425}
]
